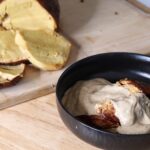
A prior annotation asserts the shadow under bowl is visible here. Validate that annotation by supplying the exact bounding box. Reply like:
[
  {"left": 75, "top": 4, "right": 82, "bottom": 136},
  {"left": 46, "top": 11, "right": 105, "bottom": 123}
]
[{"left": 56, "top": 52, "right": 150, "bottom": 150}]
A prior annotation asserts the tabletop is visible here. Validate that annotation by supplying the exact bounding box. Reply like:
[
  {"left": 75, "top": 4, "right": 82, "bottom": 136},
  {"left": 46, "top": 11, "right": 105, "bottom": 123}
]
[
  {"left": 0, "top": 0, "right": 150, "bottom": 149},
  {"left": 0, "top": 94, "right": 101, "bottom": 150}
]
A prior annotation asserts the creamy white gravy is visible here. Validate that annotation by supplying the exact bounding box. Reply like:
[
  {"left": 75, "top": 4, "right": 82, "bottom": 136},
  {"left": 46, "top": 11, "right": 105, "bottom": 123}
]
[{"left": 62, "top": 78, "right": 150, "bottom": 134}]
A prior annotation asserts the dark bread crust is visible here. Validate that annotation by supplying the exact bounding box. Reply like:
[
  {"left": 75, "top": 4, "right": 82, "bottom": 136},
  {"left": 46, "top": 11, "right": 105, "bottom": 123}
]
[
  {"left": 119, "top": 79, "right": 150, "bottom": 97},
  {"left": 77, "top": 101, "right": 120, "bottom": 129},
  {"left": 0, "top": 64, "right": 26, "bottom": 88},
  {"left": 77, "top": 115, "right": 120, "bottom": 129},
  {"left": 0, "top": 75, "right": 23, "bottom": 88},
  {"left": 0, "top": 59, "right": 29, "bottom": 66}
]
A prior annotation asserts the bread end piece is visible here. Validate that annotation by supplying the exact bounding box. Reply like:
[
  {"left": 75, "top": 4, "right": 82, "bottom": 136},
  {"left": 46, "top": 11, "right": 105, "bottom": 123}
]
[
  {"left": 77, "top": 101, "right": 120, "bottom": 129},
  {"left": 118, "top": 78, "right": 150, "bottom": 96},
  {"left": 0, "top": 63, "right": 26, "bottom": 88}
]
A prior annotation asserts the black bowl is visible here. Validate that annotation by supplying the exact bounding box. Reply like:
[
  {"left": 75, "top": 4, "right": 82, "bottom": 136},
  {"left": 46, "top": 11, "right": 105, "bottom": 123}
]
[{"left": 56, "top": 52, "right": 150, "bottom": 150}]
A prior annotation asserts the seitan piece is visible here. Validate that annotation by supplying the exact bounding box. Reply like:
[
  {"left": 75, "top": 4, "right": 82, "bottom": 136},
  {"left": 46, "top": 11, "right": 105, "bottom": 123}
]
[{"left": 15, "top": 30, "right": 71, "bottom": 71}]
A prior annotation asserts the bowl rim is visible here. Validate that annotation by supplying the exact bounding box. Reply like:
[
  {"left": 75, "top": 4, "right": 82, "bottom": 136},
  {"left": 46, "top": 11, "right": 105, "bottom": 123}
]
[{"left": 56, "top": 52, "right": 150, "bottom": 137}]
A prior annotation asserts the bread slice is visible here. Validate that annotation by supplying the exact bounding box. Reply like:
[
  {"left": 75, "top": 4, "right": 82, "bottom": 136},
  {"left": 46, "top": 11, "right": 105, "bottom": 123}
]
[
  {"left": 118, "top": 79, "right": 150, "bottom": 96},
  {"left": 0, "top": 0, "right": 58, "bottom": 31},
  {"left": 0, "top": 63, "right": 25, "bottom": 87},
  {"left": 77, "top": 114, "right": 120, "bottom": 129},
  {"left": 0, "top": 30, "right": 27, "bottom": 64},
  {"left": 15, "top": 30, "right": 71, "bottom": 71},
  {"left": 77, "top": 101, "right": 120, "bottom": 129}
]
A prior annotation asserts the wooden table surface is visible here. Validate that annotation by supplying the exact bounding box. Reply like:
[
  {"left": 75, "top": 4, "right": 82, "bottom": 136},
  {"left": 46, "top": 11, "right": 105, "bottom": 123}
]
[
  {"left": 0, "top": 94, "right": 100, "bottom": 150},
  {"left": 0, "top": 0, "right": 150, "bottom": 149}
]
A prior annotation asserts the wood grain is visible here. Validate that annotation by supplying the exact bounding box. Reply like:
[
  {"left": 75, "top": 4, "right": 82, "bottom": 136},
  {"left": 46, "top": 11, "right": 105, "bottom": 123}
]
[
  {"left": 128, "top": 0, "right": 150, "bottom": 13},
  {"left": 0, "top": 94, "right": 101, "bottom": 150},
  {"left": 0, "top": 0, "right": 150, "bottom": 110}
]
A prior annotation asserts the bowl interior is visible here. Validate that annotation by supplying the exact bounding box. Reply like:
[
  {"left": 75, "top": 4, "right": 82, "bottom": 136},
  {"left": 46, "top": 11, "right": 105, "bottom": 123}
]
[
  {"left": 56, "top": 53, "right": 150, "bottom": 150},
  {"left": 57, "top": 53, "right": 150, "bottom": 101}
]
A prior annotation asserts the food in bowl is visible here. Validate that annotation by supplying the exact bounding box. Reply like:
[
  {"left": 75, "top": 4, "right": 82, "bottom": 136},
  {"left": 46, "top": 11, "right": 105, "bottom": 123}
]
[{"left": 62, "top": 78, "right": 150, "bottom": 134}]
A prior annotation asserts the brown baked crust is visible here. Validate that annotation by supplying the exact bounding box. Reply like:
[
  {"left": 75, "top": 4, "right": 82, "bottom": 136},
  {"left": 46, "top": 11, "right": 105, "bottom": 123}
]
[
  {"left": 0, "top": 59, "right": 29, "bottom": 66},
  {"left": 0, "top": 75, "right": 23, "bottom": 88},
  {"left": 77, "top": 114, "right": 120, "bottom": 129},
  {"left": 119, "top": 79, "right": 150, "bottom": 97},
  {"left": 0, "top": 64, "right": 26, "bottom": 88},
  {"left": 77, "top": 101, "right": 120, "bottom": 129}
]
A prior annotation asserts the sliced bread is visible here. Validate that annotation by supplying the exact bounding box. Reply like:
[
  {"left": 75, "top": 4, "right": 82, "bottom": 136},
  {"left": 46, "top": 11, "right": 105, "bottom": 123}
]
[
  {"left": 0, "top": 63, "right": 25, "bottom": 87},
  {"left": 0, "top": 0, "right": 58, "bottom": 30},
  {"left": 15, "top": 30, "right": 71, "bottom": 70},
  {"left": 0, "top": 30, "right": 27, "bottom": 64}
]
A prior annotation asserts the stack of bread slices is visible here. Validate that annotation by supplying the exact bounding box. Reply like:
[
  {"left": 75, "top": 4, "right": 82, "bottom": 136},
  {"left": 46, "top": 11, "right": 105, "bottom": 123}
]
[{"left": 0, "top": 0, "right": 71, "bottom": 87}]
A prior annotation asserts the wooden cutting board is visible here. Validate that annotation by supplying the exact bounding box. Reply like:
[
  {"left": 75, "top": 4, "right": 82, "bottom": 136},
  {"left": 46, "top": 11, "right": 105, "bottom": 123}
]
[
  {"left": 128, "top": 0, "right": 150, "bottom": 13},
  {"left": 0, "top": 0, "right": 150, "bottom": 109}
]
